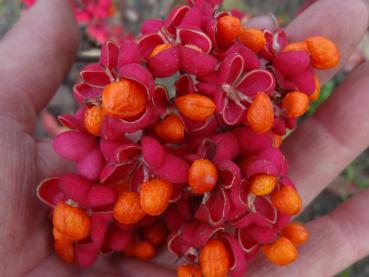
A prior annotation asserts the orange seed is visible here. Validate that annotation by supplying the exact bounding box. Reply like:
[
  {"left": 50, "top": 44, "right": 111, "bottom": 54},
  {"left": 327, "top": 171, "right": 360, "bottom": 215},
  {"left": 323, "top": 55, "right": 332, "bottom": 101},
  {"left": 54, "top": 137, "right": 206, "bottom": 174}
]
[
  {"left": 53, "top": 226, "right": 68, "bottom": 242},
  {"left": 102, "top": 79, "right": 147, "bottom": 119},
  {"left": 177, "top": 264, "right": 202, "bottom": 277},
  {"left": 84, "top": 106, "right": 105, "bottom": 136},
  {"left": 282, "top": 91, "right": 310, "bottom": 118},
  {"left": 53, "top": 202, "right": 91, "bottom": 241},
  {"left": 150, "top": 43, "right": 173, "bottom": 58},
  {"left": 262, "top": 237, "right": 298, "bottom": 266},
  {"left": 309, "top": 76, "right": 321, "bottom": 102},
  {"left": 175, "top": 93, "right": 216, "bottom": 121},
  {"left": 188, "top": 159, "right": 218, "bottom": 194},
  {"left": 54, "top": 239, "right": 74, "bottom": 263},
  {"left": 247, "top": 92, "right": 274, "bottom": 134},
  {"left": 239, "top": 27, "right": 266, "bottom": 53},
  {"left": 305, "top": 36, "right": 340, "bottom": 69},
  {"left": 283, "top": 41, "right": 309, "bottom": 53},
  {"left": 154, "top": 114, "right": 185, "bottom": 143},
  {"left": 281, "top": 222, "right": 309, "bottom": 246},
  {"left": 216, "top": 15, "right": 241, "bottom": 47},
  {"left": 250, "top": 174, "right": 277, "bottom": 196},
  {"left": 134, "top": 240, "right": 156, "bottom": 260},
  {"left": 271, "top": 186, "right": 302, "bottom": 215},
  {"left": 199, "top": 239, "right": 230, "bottom": 277},
  {"left": 140, "top": 179, "right": 173, "bottom": 216},
  {"left": 114, "top": 191, "right": 146, "bottom": 224}
]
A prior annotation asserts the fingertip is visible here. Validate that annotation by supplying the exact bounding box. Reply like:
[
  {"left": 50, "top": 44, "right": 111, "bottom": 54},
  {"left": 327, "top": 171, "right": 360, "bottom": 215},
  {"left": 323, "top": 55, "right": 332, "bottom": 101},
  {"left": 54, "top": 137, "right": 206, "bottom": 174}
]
[
  {"left": 32, "top": 0, "right": 80, "bottom": 61},
  {"left": 0, "top": 0, "right": 80, "bottom": 117}
]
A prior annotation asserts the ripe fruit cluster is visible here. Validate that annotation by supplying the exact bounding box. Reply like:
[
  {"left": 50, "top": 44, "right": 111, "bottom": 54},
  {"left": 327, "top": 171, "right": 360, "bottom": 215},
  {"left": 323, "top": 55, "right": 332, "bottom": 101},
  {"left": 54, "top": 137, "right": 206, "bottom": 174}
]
[
  {"left": 23, "top": 0, "right": 125, "bottom": 44},
  {"left": 37, "top": 0, "right": 339, "bottom": 275}
]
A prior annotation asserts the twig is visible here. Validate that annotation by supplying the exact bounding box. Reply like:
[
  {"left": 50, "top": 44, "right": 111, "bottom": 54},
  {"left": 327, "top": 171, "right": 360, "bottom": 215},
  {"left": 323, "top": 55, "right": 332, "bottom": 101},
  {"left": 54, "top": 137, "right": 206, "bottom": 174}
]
[{"left": 76, "top": 49, "right": 100, "bottom": 63}]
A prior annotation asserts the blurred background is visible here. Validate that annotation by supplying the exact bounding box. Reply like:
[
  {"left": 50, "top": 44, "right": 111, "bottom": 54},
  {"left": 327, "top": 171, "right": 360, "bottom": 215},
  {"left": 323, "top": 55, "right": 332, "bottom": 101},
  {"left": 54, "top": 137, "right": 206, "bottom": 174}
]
[{"left": 2, "top": 0, "right": 369, "bottom": 275}]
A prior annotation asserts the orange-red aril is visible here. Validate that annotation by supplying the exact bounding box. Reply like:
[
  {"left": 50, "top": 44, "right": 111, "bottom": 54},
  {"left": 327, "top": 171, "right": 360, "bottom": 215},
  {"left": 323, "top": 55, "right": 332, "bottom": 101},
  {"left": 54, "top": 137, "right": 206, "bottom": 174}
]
[
  {"left": 140, "top": 179, "right": 173, "bottom": 216},
  {"left": 102, "top": 79, "right": 147, "bottom": 119},
  {"left": 271, "top": 186, "right": 302, "bottom": 215},
  {"left": 247, "top": 92, "right": 274, "bottom": 134},
  {"left": 154, "top": 114, "right": 185, "bottom": 143},
  {"left": 84, "top": 106, "right": 105, "bottom": 136},
  {"left": 114, "top": 191, "right": 146, "bottom": 224},
  {"left": 188, "top": 159, "right": 218, "bottom": 194},
  {"left": 262, "top": 237, "right": 298, "bottom": 266},
  {"left": 175, "top": 93, "right": 216, "bottom": 121}
]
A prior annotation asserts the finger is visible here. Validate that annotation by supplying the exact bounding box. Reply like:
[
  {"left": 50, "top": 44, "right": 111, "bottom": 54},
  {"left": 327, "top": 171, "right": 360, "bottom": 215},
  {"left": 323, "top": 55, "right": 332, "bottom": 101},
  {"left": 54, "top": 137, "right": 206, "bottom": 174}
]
[
  {"left": 246, "top": 14, "right": 278, "bottom": 31},
  {"left": 40, "top": 111, "right": 68, "bottom": 137},
  {"left": 281, "top": 0, "right": 369, "bottom": 207},
  {"left": 36, "top": 139, "right": 73, "bottom": 180},
  {"left": 90, "top": 255, "right": 175, "bottom": 277},
  {"left": 284, "top": 61, "right": 369, "bottom": 208},
  {"left": 286, "top": 0, "right": 369, "bottom": 83},
  {"left": 29, "top": 254, "right": 175, "bottom": 277},
  {"left": 0, "top": 0, "right": 79, "bottom": 133},
  {"left": 248, "top": 188, "right": 369, "bottom": 277}
]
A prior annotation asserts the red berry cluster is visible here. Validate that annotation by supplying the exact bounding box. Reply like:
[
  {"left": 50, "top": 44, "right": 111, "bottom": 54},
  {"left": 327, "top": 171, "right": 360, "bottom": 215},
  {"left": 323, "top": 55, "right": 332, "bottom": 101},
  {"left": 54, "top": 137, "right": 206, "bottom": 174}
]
[
  {"left": 23, "top": 0, "right": 126, "bottom": 44},
  {"left": 37, "top": 0, "right": 339, "bottom": 276}
]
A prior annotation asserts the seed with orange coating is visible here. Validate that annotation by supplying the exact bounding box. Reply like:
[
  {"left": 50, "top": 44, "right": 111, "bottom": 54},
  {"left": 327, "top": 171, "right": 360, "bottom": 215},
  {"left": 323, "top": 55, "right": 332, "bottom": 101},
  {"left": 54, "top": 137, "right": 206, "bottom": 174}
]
[
  {"left": 84, "top": 106, "right": 105, "bottom": 136},
  {"left": 283, "top": 41, "right": 309, "bottom": 53},
  {"left": 282, "top": 91, "right": 310, "bottom": 118},
  {"left": 53, "top": 202, "right": 91, "bottom": 241},
  {"left": 175, "top": 93, "right": 216, "bottom": 121},
  {"left": 305, "top": 36, "right": 340, "bottom": 69},
  {"left": 143, "top": 221, "right": 167, "bottom": 246},
  {"left": 188, "top": 159, "right": 218, "bottom": 194},
  {"left": 53, "top": 226, "right": 69, "bottom": 242},
  {"left": 150, "top": 43, "right": 173, "bottom": 58},
  {"left": 271, "top": 186, "right": 302, "bottom": 215},
  {"left": 108, "top": 2, "right": 117, "bottom": 16},
  {"left": 102, "top": 79, "right": 147, "bottom": 119},
  {"left": 216, "top": 15, "right": 241, "bottom": 47},
  {"left": 239, "top": 27, "right": 266, "bottom": 53},
  {"left": 53, "top": 227, "right": 75, "bottom": 264},
  {"left": 262, "top": 237, "right": 298, "bottom": 266},
  {"left": 247, "top": 92, "right": 274, "bottom": 134},
  {"left": 199, "top": 239, "right": 230, "bottom": 277},
  {"left": 140, "top": 179, "right": 173, "bottom": 216},
  {"left": 281, "top": 222, "right": 309, "bottom": 246},
  {"left": 309, "top": 76, "right": 321, "bottom": 102},
  {"left": 177, "top": 264, "right": 202, "bottom": 277},
  {"left": 134, "top": 240, "right": 156, "bottom": 260},
  {"left": 250, "top": 174, "right": 277, "bottom": 196},
  {"left": 154, "top": 114, "right": 185, "bottom": 143},
  {"left": 54, "top": 239, "right": 74, "bottom": 263},
  {"left": 114, "top": 191, "right": 146, "bottom": 224}
]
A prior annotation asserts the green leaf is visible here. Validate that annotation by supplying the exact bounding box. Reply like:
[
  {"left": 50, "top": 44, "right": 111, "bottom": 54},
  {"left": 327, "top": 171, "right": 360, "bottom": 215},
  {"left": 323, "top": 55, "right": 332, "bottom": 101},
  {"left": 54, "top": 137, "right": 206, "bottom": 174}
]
[
  {"left": 338, "top": 267, "right": 352, "bottom": 277},
  {"left": 222, "top": 0, "right": 249, "bottom": 11},
  {"left": 355, "top": 179, "right": 369, "bottom": 189},
  {"left": 342, "top": 164, "right": 356, "bottom": 181},
  {"left": 307, "top": 80, "right": 336, "bottom": 115}
]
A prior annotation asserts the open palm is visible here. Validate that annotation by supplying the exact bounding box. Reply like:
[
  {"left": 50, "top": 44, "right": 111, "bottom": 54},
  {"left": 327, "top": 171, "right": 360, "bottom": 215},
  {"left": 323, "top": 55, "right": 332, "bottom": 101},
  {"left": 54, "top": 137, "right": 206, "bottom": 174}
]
[{"left": 1, "top": 0, "right": 369, "bottom": 276}]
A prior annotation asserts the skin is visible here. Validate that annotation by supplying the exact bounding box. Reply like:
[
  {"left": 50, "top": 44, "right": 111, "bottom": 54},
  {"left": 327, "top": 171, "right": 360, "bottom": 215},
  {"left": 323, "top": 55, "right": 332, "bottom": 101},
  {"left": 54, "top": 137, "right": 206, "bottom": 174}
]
[{"left": 1, "top": 0, "right": 369, "bottom": 276}]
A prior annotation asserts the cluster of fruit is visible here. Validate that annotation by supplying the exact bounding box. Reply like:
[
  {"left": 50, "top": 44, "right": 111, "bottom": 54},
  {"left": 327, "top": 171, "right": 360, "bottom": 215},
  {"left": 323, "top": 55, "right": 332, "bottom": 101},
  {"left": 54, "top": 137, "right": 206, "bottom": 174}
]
[
  {"left": 23, "top": 0, "right": 125, "bottom": 44},
  {"left": 37, "top": 0, "right": 339, "bottom": 276}
]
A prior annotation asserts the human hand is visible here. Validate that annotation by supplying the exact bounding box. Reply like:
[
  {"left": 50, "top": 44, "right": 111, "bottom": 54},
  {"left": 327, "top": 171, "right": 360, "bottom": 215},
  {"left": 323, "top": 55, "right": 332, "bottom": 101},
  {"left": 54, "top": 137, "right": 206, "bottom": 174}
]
[{"left": 1, "top": 0, "right": 369, "bottom": 276}]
